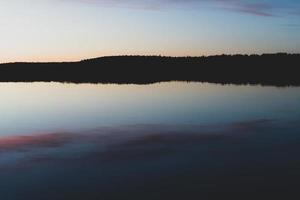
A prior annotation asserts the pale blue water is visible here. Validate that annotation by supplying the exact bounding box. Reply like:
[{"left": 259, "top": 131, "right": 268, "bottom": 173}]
[{"left": 0, "top": 82, "right": 299, "bottom": 135}]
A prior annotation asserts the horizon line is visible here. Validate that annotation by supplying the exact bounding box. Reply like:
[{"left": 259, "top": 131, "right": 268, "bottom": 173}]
[{"left": 1, "top": 52, "right": 299, "bottom": 65}]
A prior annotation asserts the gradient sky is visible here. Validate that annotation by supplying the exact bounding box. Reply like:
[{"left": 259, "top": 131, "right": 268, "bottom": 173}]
[{"left": 0, "top": 0, "right": 300, "bottom": 62}]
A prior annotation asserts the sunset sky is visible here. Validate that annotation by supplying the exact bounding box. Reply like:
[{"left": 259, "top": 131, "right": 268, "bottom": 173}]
[{"left": 0, "top": 0, "right": 299, "bottom": 62}]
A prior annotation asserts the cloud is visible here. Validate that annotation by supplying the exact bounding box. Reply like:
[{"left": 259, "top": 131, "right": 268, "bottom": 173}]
[
  {"left": 62, "top": 0, "right": 286, "bottom": 17},
  {"left": 215, "top": 0, "right": 275, "bottom": 17}
]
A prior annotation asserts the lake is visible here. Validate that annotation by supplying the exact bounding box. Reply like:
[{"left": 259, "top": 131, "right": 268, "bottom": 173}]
[{"left": 1, "top": 82, "right": 300, "bottom": 199}]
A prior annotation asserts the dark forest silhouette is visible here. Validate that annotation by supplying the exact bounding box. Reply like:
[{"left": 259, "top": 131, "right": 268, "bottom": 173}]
[{"left": 0, "top": 53, "right": 299, "bottom": 86}]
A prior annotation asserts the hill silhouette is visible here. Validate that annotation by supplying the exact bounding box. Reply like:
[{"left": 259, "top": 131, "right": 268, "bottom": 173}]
[{"left": 0, "top": 53, "right": 299, "bottom": 86}]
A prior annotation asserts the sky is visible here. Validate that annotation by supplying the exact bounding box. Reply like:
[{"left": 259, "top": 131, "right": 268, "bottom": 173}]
[{"left": 0, "top": 0, "right": 299, "bottom": 62}]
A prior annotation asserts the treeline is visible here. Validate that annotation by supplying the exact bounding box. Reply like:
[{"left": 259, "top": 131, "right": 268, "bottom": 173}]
[{"left": 0, "top": 53, "right": 299, "bottom": 86}]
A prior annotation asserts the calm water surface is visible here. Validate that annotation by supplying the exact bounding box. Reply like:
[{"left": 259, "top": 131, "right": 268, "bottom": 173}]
[
  {"left": 1, "top": 82, "right": 300, "bottom": 199},
  {"left": 1, "top": 82, "right": 300, "bottom": 135}
]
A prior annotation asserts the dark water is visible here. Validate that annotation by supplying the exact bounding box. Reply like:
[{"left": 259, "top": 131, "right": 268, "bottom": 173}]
[{"left": 0, "top": 82, "right": 300, "bottom": 199}]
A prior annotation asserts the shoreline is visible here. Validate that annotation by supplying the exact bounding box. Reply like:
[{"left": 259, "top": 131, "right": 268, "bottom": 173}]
[{"left": 0, "top": 54, "right": 299, "bottom": 86}]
